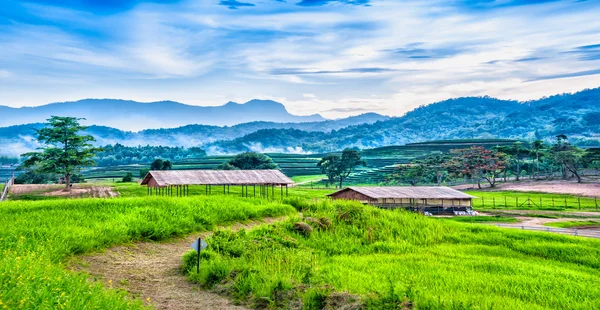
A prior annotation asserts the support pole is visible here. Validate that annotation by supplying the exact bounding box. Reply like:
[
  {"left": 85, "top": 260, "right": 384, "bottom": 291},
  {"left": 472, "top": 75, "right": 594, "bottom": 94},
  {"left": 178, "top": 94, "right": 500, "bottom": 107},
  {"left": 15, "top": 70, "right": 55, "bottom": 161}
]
[{"left": 254, "top": 185, "right": 256, "bottom": 197}]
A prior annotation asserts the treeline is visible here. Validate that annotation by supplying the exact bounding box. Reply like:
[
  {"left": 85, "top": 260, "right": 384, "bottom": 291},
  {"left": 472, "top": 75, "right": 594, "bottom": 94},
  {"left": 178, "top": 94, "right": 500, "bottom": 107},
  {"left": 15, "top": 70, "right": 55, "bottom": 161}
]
[
  {"left": 93, "top": 144, "right": 206, "bottom": 166},
  {"left": 386, "top": 135, "right": 600, "bottom": 187}
]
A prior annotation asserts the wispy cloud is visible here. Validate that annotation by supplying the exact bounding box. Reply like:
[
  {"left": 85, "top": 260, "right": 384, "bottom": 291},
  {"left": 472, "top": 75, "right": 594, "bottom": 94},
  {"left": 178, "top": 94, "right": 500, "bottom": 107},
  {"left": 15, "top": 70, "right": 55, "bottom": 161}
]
[{"left": 0, "top": 0, "right": 599, "bottom": 119}]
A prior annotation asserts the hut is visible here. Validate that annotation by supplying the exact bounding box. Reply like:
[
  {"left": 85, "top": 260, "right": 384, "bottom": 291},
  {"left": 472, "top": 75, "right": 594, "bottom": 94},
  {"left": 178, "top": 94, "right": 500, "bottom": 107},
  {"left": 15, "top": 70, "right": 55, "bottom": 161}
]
[
  {"left": 327, "top": 186, "right": 475, "bottom": 214},
  {"left": 140, "top": 170, "right": 294, "bottom": 198}
]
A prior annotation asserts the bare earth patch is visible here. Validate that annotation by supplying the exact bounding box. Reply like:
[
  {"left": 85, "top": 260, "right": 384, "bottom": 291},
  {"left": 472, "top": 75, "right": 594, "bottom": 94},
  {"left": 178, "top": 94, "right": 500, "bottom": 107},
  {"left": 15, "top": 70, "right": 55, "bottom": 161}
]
[
  {"left": 71, "top": 217, "right": 288, "bottom": 310},
  {"left": 10, "top": 184, "right": 118, "bottom": 198},
  {"left": 454, "top": 180, "right": 600, "bottom": 197},
  {"left": 497, "top": 181, "right": 600, "bottom": 197}
]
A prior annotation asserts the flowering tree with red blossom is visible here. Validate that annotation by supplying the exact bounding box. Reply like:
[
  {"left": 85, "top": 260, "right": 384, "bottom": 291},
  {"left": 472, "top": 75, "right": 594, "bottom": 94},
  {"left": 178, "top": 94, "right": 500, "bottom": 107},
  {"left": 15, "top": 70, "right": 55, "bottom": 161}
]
[{"left": 445, "top": 146, "right": 507, "bottom": 189}]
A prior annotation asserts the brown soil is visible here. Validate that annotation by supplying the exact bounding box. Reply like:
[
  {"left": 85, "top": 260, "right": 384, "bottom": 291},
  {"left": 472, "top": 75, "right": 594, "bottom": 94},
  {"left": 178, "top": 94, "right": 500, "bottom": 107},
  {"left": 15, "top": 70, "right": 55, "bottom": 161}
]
[
  {"left": 10, "top": 184, "right": 118, "bottom": 198},
  {"left": 497, "top": 181, "right": 600, "bottom": 197},
  {"left": 71, "top": 216, "right": 288, "bottom": 310},
  {"left": 454, "top": 180, "right": 600, "bottom": 197}
]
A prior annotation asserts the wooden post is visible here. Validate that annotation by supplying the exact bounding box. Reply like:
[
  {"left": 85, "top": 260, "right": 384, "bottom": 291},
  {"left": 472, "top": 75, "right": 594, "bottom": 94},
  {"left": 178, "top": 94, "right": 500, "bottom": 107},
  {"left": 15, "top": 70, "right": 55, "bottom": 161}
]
[
  {"left": 286, "top": 184, "right": 288, "bottom": 197},
  {"left": 539, "top": 197, "right": 542, "bottom": 208},
  {"left": 254, "top": 185, "right": 256, "bottom": 197},
  {"left": 493, "top": 197, "right": 495, "bottom": 208},
  {"left": 516, "top": 197, "right": 518, "bottom": 208},
  {"left": 504, "top": 196, "right": 506, "bottom": 208},
  {"left": 578, "top": 197, "right": 581, "bottom": 209}
]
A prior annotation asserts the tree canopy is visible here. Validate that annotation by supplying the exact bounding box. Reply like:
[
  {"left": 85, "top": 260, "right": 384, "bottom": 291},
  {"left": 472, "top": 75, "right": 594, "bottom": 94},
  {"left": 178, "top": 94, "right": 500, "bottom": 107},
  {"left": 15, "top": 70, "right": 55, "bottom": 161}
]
[
  {"left": 223, "top": 152, "right": 278, "bottom": 170},
  {"left": 317, "top": 149, "right": 366, "bottom": 188},
  {"left": 20, "top": 116, "right": 101, "bottom": 189}
]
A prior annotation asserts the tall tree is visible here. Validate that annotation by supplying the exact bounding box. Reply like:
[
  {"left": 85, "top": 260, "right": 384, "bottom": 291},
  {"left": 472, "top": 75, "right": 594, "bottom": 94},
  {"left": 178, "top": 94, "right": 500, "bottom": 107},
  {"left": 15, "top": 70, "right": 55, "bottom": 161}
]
[
  {"left": 531, "top": 140, "right": 546, "bottom": 178},
  {"left": 551, "top": 135, "right": 585, "bottom": 183},
  {"left": 446, "top": 146, "right": 506, "bottom": 188},
  {"left": 317, "top": 149, "right": 366, "bottom": 188},
  {"left": 21, "top": 116, "right": 100, "bottom": 190},
  {"left": 225, "top": 152, "right": 278, "bottom": 170},
  {"left": 494, "top": 142, "right": 529, "bottom": 181}
]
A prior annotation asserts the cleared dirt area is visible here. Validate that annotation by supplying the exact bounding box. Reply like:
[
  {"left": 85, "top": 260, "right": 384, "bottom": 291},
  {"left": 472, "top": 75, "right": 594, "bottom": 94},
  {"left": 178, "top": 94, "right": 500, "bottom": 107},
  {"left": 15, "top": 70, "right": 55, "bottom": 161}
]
[
  {"left": 71, "top": 217, "right": 288, "bottom": 310},
  {"left": 497, "top": 181, "right": 600, "bottom": 197},
  {"left": 10, "top": 184, "right": 118, "bottom": 198},
  {"left": 454, "top": 180, "right": 600, "bottom": 197}
]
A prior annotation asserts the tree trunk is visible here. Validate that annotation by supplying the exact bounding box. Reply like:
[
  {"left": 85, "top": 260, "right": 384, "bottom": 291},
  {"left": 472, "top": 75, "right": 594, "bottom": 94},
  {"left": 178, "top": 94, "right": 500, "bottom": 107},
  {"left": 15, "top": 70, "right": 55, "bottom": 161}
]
[
  {"left": 515, "top": 158, "right": 520, "bottom": 181},
  {"left": 477, "top": 179, "right": 481, "bottom": 189},
  {"left": 64, "top": 174, "right": 71, "bottom": 192},
  {"left": 339, "top": 179, "right": 343, "bottom": 189}
]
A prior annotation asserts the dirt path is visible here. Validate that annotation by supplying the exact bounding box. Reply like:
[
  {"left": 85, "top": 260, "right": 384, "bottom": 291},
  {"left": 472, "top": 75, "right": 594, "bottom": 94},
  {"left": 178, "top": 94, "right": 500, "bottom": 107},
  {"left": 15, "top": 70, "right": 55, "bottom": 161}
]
[
  {"left": 10, "top": 184, "right": 118, "bottom": 198},
  {"left": 72, "top": 216, "right": 289, "bottom": 310}
]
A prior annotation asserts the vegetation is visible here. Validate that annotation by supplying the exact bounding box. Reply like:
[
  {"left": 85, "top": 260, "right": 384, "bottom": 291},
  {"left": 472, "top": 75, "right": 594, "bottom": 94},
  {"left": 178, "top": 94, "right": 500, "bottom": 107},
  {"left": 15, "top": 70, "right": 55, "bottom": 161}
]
[
  {"left": 93, "top": 144, "right": 206, "bottom": 167},
  {"left": 219, "top": 152, "right": 278, "bottom": 170},
  {"left": 20, "top": 116, "right": 101, "bottom": 189},
  {"left": 183, "top": 199, "right": 600, "bottom": 309},
  {"left": 0, "top": 196, "right": 296, "bottom": 309},
  {"left": 544, "top": 221, "right": 600, "bottom": 228},
  {"left": 150, "top": 158, "right": 173, "bottom": 171},
  {"left": 318, "top": 149, "right": 365, "bottom": 188}
]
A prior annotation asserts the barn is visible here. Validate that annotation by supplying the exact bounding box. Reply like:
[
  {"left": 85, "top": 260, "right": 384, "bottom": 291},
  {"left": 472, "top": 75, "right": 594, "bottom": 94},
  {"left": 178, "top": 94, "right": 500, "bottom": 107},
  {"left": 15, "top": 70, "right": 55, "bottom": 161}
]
[
  {"left": 327, "top": 186, "right": 475, "bottom": 214},
  {"left": 140, "top": 170, "right": 294, "bottom": 198}
]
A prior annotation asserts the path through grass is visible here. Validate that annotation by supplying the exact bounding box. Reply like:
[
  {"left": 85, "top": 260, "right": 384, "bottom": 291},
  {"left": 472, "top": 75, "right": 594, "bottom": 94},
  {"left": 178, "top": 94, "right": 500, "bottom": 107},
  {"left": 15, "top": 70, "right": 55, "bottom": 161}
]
[{"left": 0, "top": 196, "right": 295, "bottom": 309}]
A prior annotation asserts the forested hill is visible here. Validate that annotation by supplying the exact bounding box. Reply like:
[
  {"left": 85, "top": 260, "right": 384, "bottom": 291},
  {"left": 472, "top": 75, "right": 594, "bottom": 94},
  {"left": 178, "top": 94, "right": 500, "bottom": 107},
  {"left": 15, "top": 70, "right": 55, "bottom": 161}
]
[
  {"left": 207, "top": 88, "right": 600, "bottom": 153},
  {"left": 0, "top": 88, "right": 598, "bottom": 155}
]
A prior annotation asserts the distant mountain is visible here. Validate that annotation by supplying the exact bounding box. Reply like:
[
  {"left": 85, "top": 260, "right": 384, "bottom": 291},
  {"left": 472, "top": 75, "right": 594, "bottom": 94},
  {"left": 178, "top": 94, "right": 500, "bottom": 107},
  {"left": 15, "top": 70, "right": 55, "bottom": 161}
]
[
  {"left": 205, "top": 88, "right": 600, "bottom": 153},
  {"left": 0, "top": 113, "right": 390, "bottom": 156},
  {"left": 0, "top": 99, "right": 326, "bottom": 130},
  {"left": 1, "top": 88, "right": 598, "bottom": 156}
]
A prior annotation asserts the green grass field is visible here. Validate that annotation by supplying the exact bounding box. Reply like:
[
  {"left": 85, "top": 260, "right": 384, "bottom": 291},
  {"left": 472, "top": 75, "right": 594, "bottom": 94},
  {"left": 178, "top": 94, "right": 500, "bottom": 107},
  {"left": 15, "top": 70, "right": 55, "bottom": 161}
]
[
  {"left": 438, "top": 215, "right": 519, "bottom": 223},
  {"left": 183, "top": 199, "right": 600, "bottom": 309},
  {"left": 544, "top": 221, "right": 600, "bottom": 228},
  {"left": 466, "top": 190, "right": 600, "bottom": 211},
  {"left": 0, "top": 196, "right": 295, "bottom": 309}
]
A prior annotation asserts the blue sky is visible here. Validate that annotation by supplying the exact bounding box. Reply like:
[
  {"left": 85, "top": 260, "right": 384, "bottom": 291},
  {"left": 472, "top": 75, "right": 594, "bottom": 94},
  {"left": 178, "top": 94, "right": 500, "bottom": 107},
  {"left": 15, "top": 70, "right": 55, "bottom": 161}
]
[{"left": 1, "top": 0, "right": 599, "bottom": 118}]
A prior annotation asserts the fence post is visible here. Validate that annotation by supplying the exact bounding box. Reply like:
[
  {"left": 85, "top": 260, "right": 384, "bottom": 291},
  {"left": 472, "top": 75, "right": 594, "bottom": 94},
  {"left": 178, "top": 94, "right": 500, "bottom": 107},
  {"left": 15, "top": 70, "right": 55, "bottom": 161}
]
[
  {"left": 528, "top": 197, "right": 531, "bottom": 208},
  {"left": 552, "top": 197, "right": 555, "bottom": 208},
  {"left": 578, "top": 197, "right": 581, "bottom": 209},
  {"left": 504, "top": 196, "right": 507, "bottom": 208},
  {"left": 482, "top": 197, "right": 484, "bottom": 208},
  {"left": 540, "top": 197, "right": 542, "bottom": 208},
  {"left": 493, "top": 197, "right": 495, "bottom": 208},
  {"left": 516, "top": 197, "right": 518, "bottom": 208}
]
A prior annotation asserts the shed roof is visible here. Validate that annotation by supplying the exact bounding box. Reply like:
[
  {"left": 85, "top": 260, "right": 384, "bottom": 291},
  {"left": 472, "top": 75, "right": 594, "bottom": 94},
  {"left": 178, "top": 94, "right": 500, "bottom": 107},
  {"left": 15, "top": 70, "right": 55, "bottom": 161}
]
[
  {"left": 328, "top": 186, "right": 475, "bottom": 199},
  {"left": 141, "top": 170, "right": 294, "bottom": 187}
]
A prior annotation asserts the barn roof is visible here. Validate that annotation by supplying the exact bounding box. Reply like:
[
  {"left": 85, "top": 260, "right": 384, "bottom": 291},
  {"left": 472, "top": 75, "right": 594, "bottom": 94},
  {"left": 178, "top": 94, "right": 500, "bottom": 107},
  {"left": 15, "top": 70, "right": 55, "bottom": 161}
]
[
  {"left": 328, "top": 186, "right": 475, "bottom": 199},
  {"left": 141, "top": 170, "right": 294, "bottom": 187}
]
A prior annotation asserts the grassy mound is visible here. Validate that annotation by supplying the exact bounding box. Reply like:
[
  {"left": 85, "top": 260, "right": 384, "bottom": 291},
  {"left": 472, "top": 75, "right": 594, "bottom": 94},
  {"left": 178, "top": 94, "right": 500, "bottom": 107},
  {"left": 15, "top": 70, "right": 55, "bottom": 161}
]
[
  {"left": 0, "top": 196, "right": 295, "bottom": 309},
  {"left": 183, "top": 199, "right": 600, "bottom": 309}
]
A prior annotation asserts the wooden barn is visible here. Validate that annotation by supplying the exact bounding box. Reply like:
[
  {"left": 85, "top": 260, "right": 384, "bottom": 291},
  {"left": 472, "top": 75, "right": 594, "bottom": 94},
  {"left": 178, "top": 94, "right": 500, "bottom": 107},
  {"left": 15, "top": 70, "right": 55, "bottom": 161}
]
[
  {"left": 327, "top": 186, "right": 475, "bottom": 214},
  {"left": 140, "top": 170, "right": 294, "bottom": 198}
]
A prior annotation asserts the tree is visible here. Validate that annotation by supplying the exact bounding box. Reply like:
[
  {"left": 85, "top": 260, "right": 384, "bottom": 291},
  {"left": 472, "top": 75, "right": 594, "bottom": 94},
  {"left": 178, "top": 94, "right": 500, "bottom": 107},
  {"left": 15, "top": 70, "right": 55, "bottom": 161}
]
[
  {"left": 551, "top": 135, "right": 585, "bottom": 183},
  {"left": 225, "top": 152, "right": 278, "bottom": 170},
  {"left": 494, "top": 142, "right": 529, "bottom": 181},
  {"left": 21, "top": 116, "right": 100, "bottom": 190},
  {"left": 389, "top": 164, "right": 426, "bottom": 186},
  {"left": 215, "top": 162, "right": 239, "bottom": 170},
  {"left": 139, "top": 168, "right": 150, "bottom": 178},
  {"left": 317, "top": 149, "right": 366, "bottom": 188},
  {"left": 531, "top": 140, "right": 546, "bottom": 178},
  {"left": 150, "top": 159, "right": 172, "bottom": 171},
  {"left": 446, "top": 146, "right": 506, "bottom": 188},
  {"left": 122, "top": 172, "right": 134, "bottom": 182}
]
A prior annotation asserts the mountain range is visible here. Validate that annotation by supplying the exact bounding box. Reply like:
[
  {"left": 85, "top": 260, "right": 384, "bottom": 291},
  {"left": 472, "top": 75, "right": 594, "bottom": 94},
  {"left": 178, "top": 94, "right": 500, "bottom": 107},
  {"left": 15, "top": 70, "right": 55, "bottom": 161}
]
[
  {"left": 0, "top": 88, "right": 599, "bottom": 156},
  {"left": 0, "top": 99, "right": 326, "bottom": 130}
]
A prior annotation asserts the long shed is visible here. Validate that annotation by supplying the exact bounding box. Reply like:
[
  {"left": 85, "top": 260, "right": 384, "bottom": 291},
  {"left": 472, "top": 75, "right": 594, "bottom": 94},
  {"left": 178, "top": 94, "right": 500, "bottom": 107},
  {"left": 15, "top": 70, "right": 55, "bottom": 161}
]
[
  {"left": 140, "top": 170, "right": 294, "bottom": 197},
  {"left": 328, "top": 186, "right": 475, "bottom": 213}
]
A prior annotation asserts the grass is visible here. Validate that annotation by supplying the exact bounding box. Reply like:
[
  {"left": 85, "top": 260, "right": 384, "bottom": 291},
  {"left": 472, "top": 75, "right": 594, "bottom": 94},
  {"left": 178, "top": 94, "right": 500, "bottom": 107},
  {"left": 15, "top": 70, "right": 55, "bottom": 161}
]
[
  {"left": 544, "top": 221, "right": 600, "bottom": 229},
  {"left": 438, "top": 215, "right": 519, "bottom": 223},
  {"left": 290, "top": 174, "right": 326, "bottom": 184},
  {"left": 183, "top": 198, "right": 600, "bottom": 309},
  {"left": 466, "top": 190, "right": 600, "bottom": 211},
  {"left": 0, "top": 196, "right": 296, "bottom": 309}
]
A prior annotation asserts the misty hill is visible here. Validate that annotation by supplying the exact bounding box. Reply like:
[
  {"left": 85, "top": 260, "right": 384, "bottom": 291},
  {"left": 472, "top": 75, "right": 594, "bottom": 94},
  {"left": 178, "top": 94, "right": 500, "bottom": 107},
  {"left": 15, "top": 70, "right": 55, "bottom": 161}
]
[
  {"left": 0, "top": 113, "right": 390, "bottom": 156},
  {"left": 1, "top": 88, "right": 598, "bottom": 156},
  {"left": 0, "top": 99, "right": 326, "bottom": 130},
  {"left": 206, "top": 88, "right": 600, "bottom": 153}
]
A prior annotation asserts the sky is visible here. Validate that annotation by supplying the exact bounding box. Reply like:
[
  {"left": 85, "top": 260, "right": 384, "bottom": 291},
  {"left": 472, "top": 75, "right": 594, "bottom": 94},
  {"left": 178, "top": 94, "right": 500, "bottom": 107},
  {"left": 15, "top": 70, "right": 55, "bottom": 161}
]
[{"left": 0, "top": 0, "right": 599, "bottom": 119}]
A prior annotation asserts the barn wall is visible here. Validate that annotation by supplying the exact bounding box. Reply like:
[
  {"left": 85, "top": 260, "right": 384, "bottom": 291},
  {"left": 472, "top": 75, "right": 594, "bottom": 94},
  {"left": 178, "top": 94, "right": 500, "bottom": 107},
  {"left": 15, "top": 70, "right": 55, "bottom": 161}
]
[
  {"left": 147, "top": 178, "right": 161, "bottom": 188},
  {"left": 330, "top": 190, "right": 373, "bottom": 203}
]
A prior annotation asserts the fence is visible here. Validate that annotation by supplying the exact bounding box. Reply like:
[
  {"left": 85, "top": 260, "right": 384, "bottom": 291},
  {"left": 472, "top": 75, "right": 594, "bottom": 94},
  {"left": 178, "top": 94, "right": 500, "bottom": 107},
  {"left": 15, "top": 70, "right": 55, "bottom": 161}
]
[
  {"left": 473, "top": 195, "right": 600, "bottom": 210},
  {"left": 0, "top": 174, "right": 14, "bottom": 202},
  {"left": 496, "top": 224, "right": 600, "bottom": 239}
]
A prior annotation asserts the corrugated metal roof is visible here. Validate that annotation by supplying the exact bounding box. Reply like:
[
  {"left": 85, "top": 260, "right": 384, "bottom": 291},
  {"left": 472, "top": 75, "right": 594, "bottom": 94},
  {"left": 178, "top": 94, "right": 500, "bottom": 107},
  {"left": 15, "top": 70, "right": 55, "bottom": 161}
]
[
  {"left": 141, "top": 170, "right": 294, "bottom": 186},
  {"left": 328, "top": 186, "right": 475, "bottom": 199}
]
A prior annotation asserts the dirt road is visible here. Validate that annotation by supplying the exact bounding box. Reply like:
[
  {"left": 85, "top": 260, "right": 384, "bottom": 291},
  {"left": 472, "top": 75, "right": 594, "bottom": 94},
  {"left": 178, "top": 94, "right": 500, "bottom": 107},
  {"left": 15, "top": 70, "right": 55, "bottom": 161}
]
[{"left": 72, "top": 217, "right": 288, "bottom": 310}]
